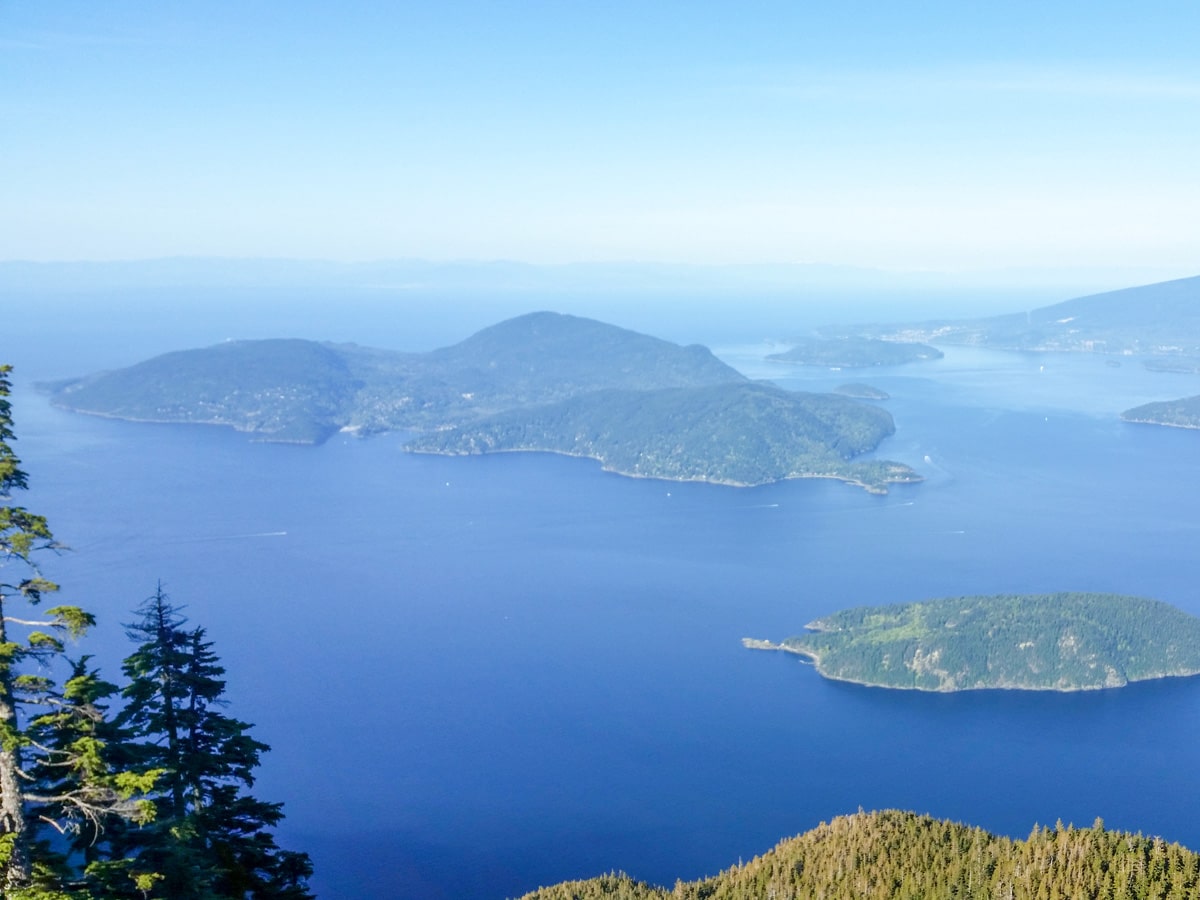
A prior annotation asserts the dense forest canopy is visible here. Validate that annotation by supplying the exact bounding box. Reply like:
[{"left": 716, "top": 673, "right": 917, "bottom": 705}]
[{"left": 515, "top": 810, "right": 1200, "bottom": 900}]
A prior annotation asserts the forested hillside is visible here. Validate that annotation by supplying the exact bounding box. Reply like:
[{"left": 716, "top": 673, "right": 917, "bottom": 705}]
[
  {"left": 44, "top": 314, "right": 920, "bottom": 490},
  {"left": 855, "top": 274, "right": 1200, "bottom": 356},
  {"left": 407, "top": 381, "right": 920, "bottom": 491},
  {"left": 44, "top": 312, "right": 744, "bottom": 442},
  {"left": 516, "top": 810, "right": 1200, "bottom": 900}
]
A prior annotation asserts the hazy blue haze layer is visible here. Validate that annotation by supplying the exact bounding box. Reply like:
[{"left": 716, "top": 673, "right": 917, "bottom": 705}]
[{"left": 6, "top": 290, "right": 1200, "bottom": 898}]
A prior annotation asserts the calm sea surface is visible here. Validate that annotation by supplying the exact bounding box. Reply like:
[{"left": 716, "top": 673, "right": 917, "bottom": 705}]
[{"left": 6, "top": 292, "right": 1200, "bottom": 898}]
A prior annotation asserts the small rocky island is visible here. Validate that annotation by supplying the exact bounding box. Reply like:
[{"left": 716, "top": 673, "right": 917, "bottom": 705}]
[
  {"left": 745, "top": 593, "right": 1200, "bottom": 691},
  {"left": 833, "top": 383, "right": 890, "bottom": 400},
  {"left": 767, "top": 337, "right": 943, "bottom": 368}
]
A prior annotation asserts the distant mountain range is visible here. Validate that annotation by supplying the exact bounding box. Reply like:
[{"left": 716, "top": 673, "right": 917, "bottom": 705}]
[
  {"left": 838, "top": 274, "right": 1200, "bottom": 357},
  {"left": 44, "top": 312, "right": 918, "bottom": 492},
  {"left": 8, "top": 257, "right": 1163, "bottom": 294}
]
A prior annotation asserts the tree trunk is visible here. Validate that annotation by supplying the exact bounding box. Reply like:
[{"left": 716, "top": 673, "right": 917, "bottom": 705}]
[{"left": 0, "top": 606, "right": 30, "bottom": 887}]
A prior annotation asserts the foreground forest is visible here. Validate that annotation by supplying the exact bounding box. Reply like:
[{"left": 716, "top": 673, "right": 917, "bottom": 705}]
[
  {"left": 1, "top": 365, "right": 311, "bottom": 899},
  {"left": 517, "top": 810, "right": 1200, "bottom": 900}
]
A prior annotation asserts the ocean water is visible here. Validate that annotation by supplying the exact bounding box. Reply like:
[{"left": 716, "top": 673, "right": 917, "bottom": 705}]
[{"left": 6, "top": 292, "right": 1200, "bottom": 898}]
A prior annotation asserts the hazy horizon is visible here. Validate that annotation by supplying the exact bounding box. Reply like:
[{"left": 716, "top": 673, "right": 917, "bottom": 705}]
[{"left": 5, "top": 2, "right": 1199, "bottom": 279}]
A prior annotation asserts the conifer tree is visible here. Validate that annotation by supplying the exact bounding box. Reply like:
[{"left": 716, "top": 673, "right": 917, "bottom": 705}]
[
  {"left": 1, "top": 365, "right": 154, "bottom": 895},
  {"left": 117, "top": 588, "right": 313, "bottom": 899}
]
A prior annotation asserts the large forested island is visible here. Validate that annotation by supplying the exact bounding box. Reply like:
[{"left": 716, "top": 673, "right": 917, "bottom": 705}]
[
  {"left": 515, "top": 809, "right": 1200, "bottom": 900},
  {"left": 1122, "top": 395, "right": 1200, "bottom": 429},
  {"left": 745, "top": 593, "right": 1200, "bottom": 691},
  {"left": 46, "top": 312, "right": 744, "bottom": 442},
  {"left": 767, "top": 336, "right": 943, "bottom": 368},
  {"left": 44, "top": 312, "right": 918, "bottom": 491}
]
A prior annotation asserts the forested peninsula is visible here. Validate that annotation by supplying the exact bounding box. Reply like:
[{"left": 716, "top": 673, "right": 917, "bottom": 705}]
[
  {"left": 44, "top": 312, "right": 919, "bottom": 492},
  {"left": 746, "top": 593, "right": 1200, "bottom": 691},
  {"left": 515, "top": 810, "right": 1200, "bottom": 900},
  {"left": 1121, "top": 395, "right": 1200, "bottom": 429}
]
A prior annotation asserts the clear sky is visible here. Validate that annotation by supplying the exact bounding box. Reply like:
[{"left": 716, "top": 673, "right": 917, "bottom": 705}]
[{"left": 4, "top": 1, "right": 1199, "bottom": 278}]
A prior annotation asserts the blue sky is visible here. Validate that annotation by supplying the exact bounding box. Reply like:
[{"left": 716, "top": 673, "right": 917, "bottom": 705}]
[{"left": 4, "top": 1, "right": 1199, "bottom": 279}]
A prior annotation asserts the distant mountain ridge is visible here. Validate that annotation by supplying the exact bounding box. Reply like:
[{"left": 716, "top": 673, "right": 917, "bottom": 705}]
[
  {"left": 45, "top": 312, "right": 917, "bottom": 491},
  {"left": 843, "top": 274, "right": 1200, "bottom": 356}
]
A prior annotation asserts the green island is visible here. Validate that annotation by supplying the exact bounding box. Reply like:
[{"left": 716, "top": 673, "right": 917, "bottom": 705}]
[
  {"left": 515, "top": 809, "right": 1200, "bottom": 900},
  {"left": 745, "top": 593, "right": 1200, "bottom": 691},
  {"left": 44, "top": 312, "right": 920, "bottom": 492},
  {"left": 833, "top": 382, "right": 890, "bottom": 400},
  {"left": 766, "top": 336, "right": 943, "bottom": 368},
  {"left": 1121, "top": 395, "right": 1200, "bottom": 430},
  {"left": 407, "top": 381, "right": 920, "bottom": 491}
]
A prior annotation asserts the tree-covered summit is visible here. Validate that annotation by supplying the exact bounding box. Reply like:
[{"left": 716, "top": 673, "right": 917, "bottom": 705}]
[{"left": 514, "top": 809, "right": 1200, "bottom": 900}]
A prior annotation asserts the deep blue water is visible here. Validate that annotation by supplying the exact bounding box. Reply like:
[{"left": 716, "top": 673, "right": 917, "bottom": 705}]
[{"left": 5, "top": 291, "right": 1200, "bottom": 898}]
